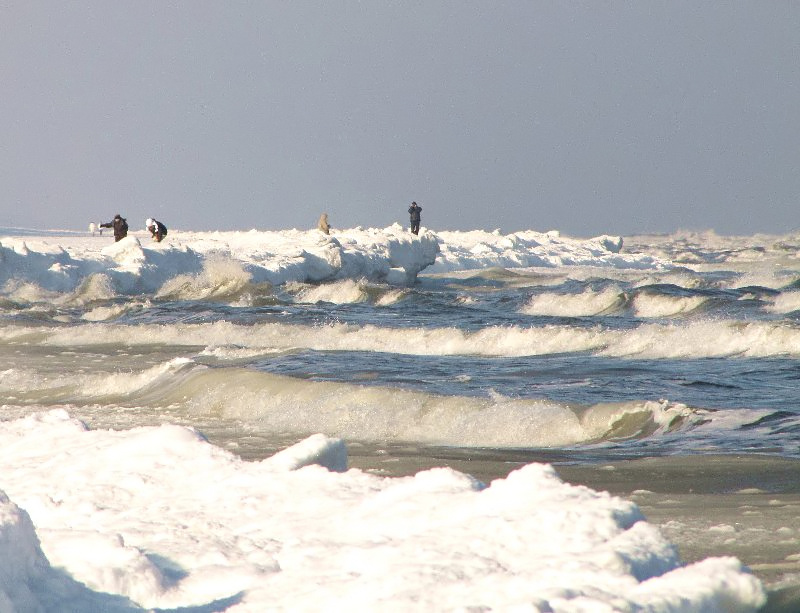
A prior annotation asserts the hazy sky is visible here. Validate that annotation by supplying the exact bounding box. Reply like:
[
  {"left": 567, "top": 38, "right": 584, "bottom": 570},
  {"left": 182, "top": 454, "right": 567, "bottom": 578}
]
[{"left": 2, "top": 2, "right": 798, "bottom": 236}]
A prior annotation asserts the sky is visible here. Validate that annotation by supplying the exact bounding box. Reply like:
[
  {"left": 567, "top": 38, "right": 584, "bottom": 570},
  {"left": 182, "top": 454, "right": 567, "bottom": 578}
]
[{"left": 1, "top": 2, "right": 798, "bottom": 237}]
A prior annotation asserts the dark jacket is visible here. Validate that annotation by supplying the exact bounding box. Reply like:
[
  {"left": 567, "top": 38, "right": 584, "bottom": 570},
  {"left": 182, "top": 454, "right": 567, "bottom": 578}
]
[
  {"left": 148, "top": 220, "right": 168, "bottom": 241},
  {"left": 100, "top": 216, "right": 128, "bottom": 241},
  {"left": 408, "top": 204, "right": 422, "bottom": 222}
]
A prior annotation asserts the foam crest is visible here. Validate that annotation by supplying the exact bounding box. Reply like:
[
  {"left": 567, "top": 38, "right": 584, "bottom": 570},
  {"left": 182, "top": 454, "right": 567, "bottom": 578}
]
[
  {"left": 198, "top": 346, "right": 289, "bottom": 361},
  {"left": 63, "top": 273, "right": 118, "bottom": 305},
  {"left": 80, "top": 304, "right": 129, "bottom": 322},
  {"left": 520, "top": 287, "right": 625, "bottom": 317},
  {"left": 632, "top": 293, "right": 708, "bottom": 318},
  {"left": 630, "top": 270, "right": 711, "bottom": 290},
  {"left": 0, "top": 320, "right": 606, "bottom": 357},
  {"left": 600, "top": 320, "right": 800, "bottom": 358},
  {"left": 90, "top": 358, "right": 200, "bottom": 401},
  {"left": 5, "top": 317, "right": 800, "bottom": 360},
  {"left": 764, "top": 291, "right": 800, "bottom": 314},
  {"left": 149, "top": 369, "right": 711, "bottom": 448},
  {"left": 578, "top": 399, "right": 700, "bottom": 440},
  {"left": 1, "top": 280, "right": 60, "bottom": 304},
  {"left": 726, "top": 268, "right": 800, "bottom": 291},
  {"left": 375, "top": 287, "right": 409, "bottom": 306},
  {"left": 155, "top": 256, "right": 258, "bottom": 301},
  {"left": 287, "top": 279, "right": 369, "bottom": 304},
  {"left": 0, "top": 358, "right": 197, "bottom": 403},
  {"left": 2, "top": 361, "right": 712, "bottom": 448}
]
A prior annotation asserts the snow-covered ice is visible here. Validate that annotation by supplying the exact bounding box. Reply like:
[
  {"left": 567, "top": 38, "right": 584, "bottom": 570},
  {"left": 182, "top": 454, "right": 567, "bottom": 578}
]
[
  {"left": 0, "top": 225, "right": 666, "bottom": 301},
  {"left": 0, "top": 411, "right": 765, "bottom": 611}
]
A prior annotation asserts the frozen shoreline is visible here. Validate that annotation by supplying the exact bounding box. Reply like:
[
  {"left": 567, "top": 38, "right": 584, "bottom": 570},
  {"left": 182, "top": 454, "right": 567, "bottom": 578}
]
[
  {"left": 337, "top": 444, "right": 800, "bottom": 611},
  {"left": 0, "top": 411, "right": 769, "bottom": 611},
  {"left": 4, "top": 225, "right": 798, "bottom": 611},
  {"left": 0, "top": 225, "right": 666, "bottom": 301}
]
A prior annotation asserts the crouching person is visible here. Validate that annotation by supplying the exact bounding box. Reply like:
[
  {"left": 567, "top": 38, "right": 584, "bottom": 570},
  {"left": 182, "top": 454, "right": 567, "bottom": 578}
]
[{"left": 146, "top": 218, "right": 168, "bottom": 242}]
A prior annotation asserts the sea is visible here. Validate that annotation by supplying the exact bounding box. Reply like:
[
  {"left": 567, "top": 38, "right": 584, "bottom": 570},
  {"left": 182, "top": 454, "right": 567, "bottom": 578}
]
[{"left": 1, "top": 226, "right": 799, "bottom": 611}]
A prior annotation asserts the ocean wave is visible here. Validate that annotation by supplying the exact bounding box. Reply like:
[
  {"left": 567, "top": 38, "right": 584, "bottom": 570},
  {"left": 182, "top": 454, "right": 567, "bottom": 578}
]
[
  {"left": 3, "top": 318, "right": 800, "bottom": 359},
  {"left": 520, "top": 287, "right": 626, "bottom": 317},
  {"left": 631, "top": 293, "right": 708, "bottom": 318},
  {"left": 286, "top": 279, "right": 370, "bottom": 304},
  {"left": 0, "top": 358, "right": 196, "bottom": 403},
  {"left": 0, "top": 361, "right": 718, "bottom": 448},
  {"left": 284, "top": 278, "right": 412, "bottom": 306},
  {"left": 80, "top": 304, "right": 133, "bottom": 322},
  {"left": 725, "top": 268, "right": 800, "bottom": 291},
  {"left": 764, "top": 291, "right": 800, "bottom": 314}
]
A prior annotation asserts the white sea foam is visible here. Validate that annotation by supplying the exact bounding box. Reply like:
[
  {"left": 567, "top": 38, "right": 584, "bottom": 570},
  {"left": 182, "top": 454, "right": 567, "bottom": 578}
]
[
  {"left": 0, "top": 411, "right": 768, "bottom": 610},
  {"left": 764, "top": 291, "right": 800, "bottom": 314}
]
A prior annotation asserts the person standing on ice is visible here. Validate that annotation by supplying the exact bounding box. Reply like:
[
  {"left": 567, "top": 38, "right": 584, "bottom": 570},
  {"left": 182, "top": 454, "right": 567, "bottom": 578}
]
[
  {"left": 408, "top": 201, "right": 422, "bottom": 235},
  {"left": 146, "top": 218, "right": 168, "bottom": 242},
  {"left": 99, "top": 214, "right": 128, "bottom": 242},
  {"left": 317, "top": 212, "right": 330, "bottom": 235}
]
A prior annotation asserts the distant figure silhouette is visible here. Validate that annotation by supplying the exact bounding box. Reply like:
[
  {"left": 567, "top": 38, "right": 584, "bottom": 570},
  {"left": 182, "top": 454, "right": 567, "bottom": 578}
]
[
  {"left": 145, "top": 218, "right": 168, "bottom": 242},
  {"left": 408, "top": 201, "right": 422, "bottom": 235},
  {"left": 99, "top": 214, "right": 128, "bottom": 242},
  {"left": 317, "top": 212, "right": 330, "bottom": 235}
]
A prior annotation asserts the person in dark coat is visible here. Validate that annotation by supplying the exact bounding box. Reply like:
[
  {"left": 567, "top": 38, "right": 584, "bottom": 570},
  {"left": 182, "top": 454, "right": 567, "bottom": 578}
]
[
  {"left": 99, "top": 214, "right": 129, "bottom": 242},
  {"left": 408, "top": 201, "right": 422, "bottom": 235},
  {"left": 145, "top": 218, "right": 168, "bottom": 242}
]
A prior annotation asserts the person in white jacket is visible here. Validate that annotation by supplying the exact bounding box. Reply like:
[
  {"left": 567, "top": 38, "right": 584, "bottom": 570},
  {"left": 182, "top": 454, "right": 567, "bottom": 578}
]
[{"left": 145, "top": 218, "right": 168, "bottom": 242}]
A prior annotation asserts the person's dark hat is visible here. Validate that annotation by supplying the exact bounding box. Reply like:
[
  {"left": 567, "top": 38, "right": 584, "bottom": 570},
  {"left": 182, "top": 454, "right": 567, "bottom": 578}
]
[{"left": 411, "top": 202, "right": 417, "bottom": 205}]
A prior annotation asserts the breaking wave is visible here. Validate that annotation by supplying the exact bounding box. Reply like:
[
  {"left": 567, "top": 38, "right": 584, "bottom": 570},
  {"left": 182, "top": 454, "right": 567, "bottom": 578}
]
[
  {"left": 520, "top": 287, "right": 626, "bottom": 317},
  {"left": 3, "top": 318, "right": 800, "bottom": 359},
  {"left": 286, "top": 279, "right": 370, "bottom": 304},
  {"left": 155, "top": 256, "right": 267, "bottom": 302},
  {"left": 0, "top": 360, "right": 719, "bottom": 448},
  {"left": 764, "top": 291, "right": 800, "bottom": 314},
  {"left": 631, "top": 293, "right": 708, "bottom": 318}
]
